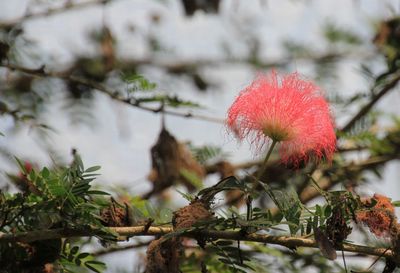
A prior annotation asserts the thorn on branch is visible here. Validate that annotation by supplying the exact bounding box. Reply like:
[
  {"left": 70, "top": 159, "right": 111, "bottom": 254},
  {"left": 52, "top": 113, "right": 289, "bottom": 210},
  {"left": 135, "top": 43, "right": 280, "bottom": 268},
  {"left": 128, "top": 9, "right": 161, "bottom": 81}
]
[{"left": 143, "top": 219, "right": 154, "bottom": 233}]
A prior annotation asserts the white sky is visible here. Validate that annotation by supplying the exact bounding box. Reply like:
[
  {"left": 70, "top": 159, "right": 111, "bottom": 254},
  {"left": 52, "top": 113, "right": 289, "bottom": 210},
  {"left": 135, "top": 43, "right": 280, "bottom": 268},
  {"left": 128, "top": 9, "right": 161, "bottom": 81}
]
[{"left": 1, "top": 0, "right": 400, "bottom": 271}]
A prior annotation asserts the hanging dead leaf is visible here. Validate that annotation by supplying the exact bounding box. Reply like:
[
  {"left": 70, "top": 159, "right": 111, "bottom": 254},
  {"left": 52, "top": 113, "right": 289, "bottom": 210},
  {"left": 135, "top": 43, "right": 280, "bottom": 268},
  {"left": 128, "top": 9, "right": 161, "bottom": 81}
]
[
  {"left": 100, "top": 26, "right": 115, "bottom": 71},
  {"left": 314, "top": 227, "right": 337, "bottom": 260},
  {"left": 146, "top": 128, "right": 205, "bottom": 198}
]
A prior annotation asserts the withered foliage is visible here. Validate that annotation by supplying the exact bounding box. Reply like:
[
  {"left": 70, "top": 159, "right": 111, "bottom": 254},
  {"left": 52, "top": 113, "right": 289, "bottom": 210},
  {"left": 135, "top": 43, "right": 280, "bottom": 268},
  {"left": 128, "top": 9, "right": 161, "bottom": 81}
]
[
  {"left": 356, "top": 194, "right": 397, "bottom": 239},
  {"left": 326, "top": 206, "right": 352, "bottom": 246},
  {"left": 100, "top": 198, "right": 132, "bottom": 227},
  {"left": 146, "top": 128, "right": 205, "bottom": 198}
]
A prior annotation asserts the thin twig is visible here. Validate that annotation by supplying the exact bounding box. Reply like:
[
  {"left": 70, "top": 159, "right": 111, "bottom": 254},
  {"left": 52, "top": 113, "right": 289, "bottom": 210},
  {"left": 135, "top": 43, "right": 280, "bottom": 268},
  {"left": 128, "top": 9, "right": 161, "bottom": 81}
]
[
  {"left": 204, "top": 145, "right": 371, "bottom": 175},
  {"left": 299, "top": 154, "right": 399, "bottom": 203},
  {"left": 117, "top": 50, "right": 374, "bottom": 72},
  {"left": 0, "top": 63, "right": 224, "bottom": 123},
  {"left": 92, "top": 240, "right": 151, "bottom": 256},
  {"left": 341, "top": 73, "right": 400, "bottom": 132},
  {"left": 295, "top": 73, "right": 400, "bottom": 206},
  {"left": 0, "top": 225, "right": 395, "bottom": 259}
]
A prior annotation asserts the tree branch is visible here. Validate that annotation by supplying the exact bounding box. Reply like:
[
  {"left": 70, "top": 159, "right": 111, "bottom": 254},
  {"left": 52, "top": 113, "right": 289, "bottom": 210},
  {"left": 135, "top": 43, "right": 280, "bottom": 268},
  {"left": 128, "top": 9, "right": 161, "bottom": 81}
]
[
  {"left": 117, "top": 50, "right": 373, "bottom": 73},
  {"left": 0, "top": 0, "right": 112, "bottom": 29},
  {"left": 300, "top": 154, "right": 399, "bottom": 203},
  {"left": 204, "top": 145, "right": 369, "bottom": 175},
  {"left": 92, "top": 240, "right": 151, "bottom": 256},
  {"left": 341, "top": 73, "right": 400, "bottom": 132},
  {"left": 0, "top": 225, "right": 395, "bottom": 259},
  {"left": 0, "top": 63, "right": 224, "bottom": 123}
]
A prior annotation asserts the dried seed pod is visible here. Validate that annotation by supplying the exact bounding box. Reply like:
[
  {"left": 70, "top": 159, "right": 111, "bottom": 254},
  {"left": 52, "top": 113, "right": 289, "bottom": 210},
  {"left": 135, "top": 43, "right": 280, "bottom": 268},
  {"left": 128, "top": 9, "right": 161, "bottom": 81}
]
[
  {"left": 100, "top": 199, "right": 132, "bottom": 227},
  {"left": 145, "top": 238, "right": 181, "bottom": 273},
  {"left": 172, "top": 199, "right": 213, "bottom": 230},
  {"left": 356, "top": 194, "right": 397, "bottom": 239},
  {"left": 326, "top": 206, "right": 352, "bottom": 246}
]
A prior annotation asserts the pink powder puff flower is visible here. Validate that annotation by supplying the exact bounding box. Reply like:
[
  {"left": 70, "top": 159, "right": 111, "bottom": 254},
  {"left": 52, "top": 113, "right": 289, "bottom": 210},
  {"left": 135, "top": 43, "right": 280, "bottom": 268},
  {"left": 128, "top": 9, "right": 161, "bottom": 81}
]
[{"left": 227, "top": 71, "right": 336, "bottom": 165}]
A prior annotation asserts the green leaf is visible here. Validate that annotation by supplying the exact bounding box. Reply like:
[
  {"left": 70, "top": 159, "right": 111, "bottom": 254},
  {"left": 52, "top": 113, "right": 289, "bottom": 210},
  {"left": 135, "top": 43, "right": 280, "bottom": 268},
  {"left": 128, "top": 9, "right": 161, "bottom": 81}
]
[
  {"left": 85, "top": 263, "right": 102, "bottom": 273},
  {"left": 145, "top": 202, "right": 158, "bottom": 219},
  {"left": 197, "top": 176, "right": 247, "bottom": 202},
  {"left": 392, "top": 200, "right": 400, "bottom": 207},
  {"left": 85, "top": 260, "right": 106, "bottom": 273},
  {"left": 48, "top": 182, "right": 67, "bottom": 196},
  {"left": 175, "top": 189, "right": 195, "bottom": 202},
  {"left": 159, "top": 208, "right": 173, "bottom": 223},
  {"left": 269, "top": 187, "right": 302, "bottom": 235},
  {"left": 87, "top": 190, "right": 110, "bottom": 195},
  {"left": 324, "top": 205, "right": 332, "bottom": 218},
  {"left": 14, "top": 157, "right": 26, "bottom": 173},
  {"left": 306, "top": 218, "right": 312, "bottom": 234},
  {"left": 41, "top": 167, "right": 50, "bottom": 178},
  {"left": 164, "top": 95, "right": 200, "bottom": 108},
  {"left": 217, "top": 259, "right": 246, "bottom": 273},
  {"left": 323, "top": 22, "right": 361, "bottom": 45},
  {"left": 180, "top": 168, "right": 203, "bottom": 189},
  {"left": 77, "top": 252, "right": 90, "bottom": 259},
  {"left": 28, "top": 170, "right": 36, "bottom": 182},
  {"left": 316, "top": 205, "right": 322, "bottom": 216},
  {"left": 189, "top": 144, "right": 225, "bottom": 164},
  {"left": 215, "top": 240, "right": 233, "bottom": 246},
  {"left": 85, "top": 166, "right": 101, "bottom": 173},
  {"left": 70, "top": 246, "right": 79, "bottom": 255},
  {"left": 122, "top": 74, "right": 157, "bottom": 91},
  {"left": 75, "top": 257, "right": 82, "bottom": 266}
]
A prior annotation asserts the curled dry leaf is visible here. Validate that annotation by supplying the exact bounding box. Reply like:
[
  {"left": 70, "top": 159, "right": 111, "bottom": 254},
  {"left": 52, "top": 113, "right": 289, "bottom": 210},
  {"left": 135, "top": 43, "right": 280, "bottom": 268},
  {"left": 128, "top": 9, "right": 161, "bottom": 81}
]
[
  {"left": 314, "top": 227, "right": 337, "bottom": 260},
  {"left": 147, "top": 128, "right": 205, "bottom": 197}
]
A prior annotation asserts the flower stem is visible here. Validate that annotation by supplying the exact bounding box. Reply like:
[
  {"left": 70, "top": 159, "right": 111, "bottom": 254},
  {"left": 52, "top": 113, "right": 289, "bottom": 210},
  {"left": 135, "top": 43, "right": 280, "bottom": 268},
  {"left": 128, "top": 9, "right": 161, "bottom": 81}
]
[
  {"left": 257, "top": 140, "right": 277, "bottom": 181},
  {"left": 246, "top": 140, "right": 278, "bottom": 222},
  {"left": 255, "top": 140, "right": 279, "bottom": 217}
]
